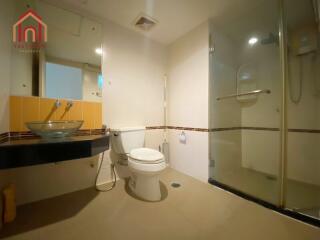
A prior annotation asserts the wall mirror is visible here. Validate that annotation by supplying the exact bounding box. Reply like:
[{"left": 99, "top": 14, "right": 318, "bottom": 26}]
[{"left": 10, "top": 0, "right": 103, "bottom": 102}]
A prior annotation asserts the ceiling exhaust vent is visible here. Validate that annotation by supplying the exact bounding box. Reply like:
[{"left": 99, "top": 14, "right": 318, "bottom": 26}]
[{"left": 134, "top": 14, "right": 157, "bottom": 31}]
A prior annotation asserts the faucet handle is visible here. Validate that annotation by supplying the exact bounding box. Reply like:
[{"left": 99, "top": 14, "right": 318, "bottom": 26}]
[
  {"left": 55, "top": 100, "right": 61, "bottom": 108},
  {"left": 66, "top": 100, "right": 73, "bottom": 109}
]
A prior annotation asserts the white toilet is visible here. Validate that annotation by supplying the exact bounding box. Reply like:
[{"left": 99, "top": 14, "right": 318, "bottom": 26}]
[{"left": 111, "top": 127, "right": 166, "bottom": 201}]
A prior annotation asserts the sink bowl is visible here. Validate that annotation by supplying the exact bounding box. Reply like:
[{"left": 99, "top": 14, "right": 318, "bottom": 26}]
[{"left": 26, "top": 120, "right": 84, "bottom": 138}]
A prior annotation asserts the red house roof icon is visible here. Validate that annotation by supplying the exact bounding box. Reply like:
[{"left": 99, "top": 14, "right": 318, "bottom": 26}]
[{"left": 13, "top": 9, "right": 47, "bottom": 43}]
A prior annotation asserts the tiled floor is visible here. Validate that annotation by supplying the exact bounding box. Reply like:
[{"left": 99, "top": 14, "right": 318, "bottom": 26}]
[
  {"left": 211, "top": 166, "right": 320, "bottom": 218},
  {"left": 0, "top": 168, "right": 319, "bottom": 240}
]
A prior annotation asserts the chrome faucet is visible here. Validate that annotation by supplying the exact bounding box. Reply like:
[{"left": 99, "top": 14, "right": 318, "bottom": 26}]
[
  {"left": 66, "top": 100, "right": 73, "bottom": 110},
  {"left": 55, "top": 100, "right": 61, "bottom": 108}
]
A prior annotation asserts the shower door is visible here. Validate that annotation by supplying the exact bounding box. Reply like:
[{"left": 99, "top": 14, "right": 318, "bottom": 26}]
[
  {"left": 285, "top": 0, "right": 320, "bottom": 220},
  {"left": 209, "top": 0, "right": 282, "bottom": 205}
]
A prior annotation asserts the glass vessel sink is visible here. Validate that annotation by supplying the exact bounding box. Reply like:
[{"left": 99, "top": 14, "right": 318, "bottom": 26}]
[{"left": 26, "top": 120, "right": 84, "bottom": 138}]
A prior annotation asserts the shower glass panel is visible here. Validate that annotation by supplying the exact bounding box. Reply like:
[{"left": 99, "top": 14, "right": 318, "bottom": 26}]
[
  {"left": 209, "top": 0, "right": 282, "bottom": 205},
  {"left": 285, "top": 0, "right": 320, "bottom": 220}
]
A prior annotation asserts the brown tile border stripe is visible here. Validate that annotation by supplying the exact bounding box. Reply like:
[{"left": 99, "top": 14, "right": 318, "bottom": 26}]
[
  {"left": 5, "top": 129, "right": 107, "bottom": 141},
  {"left": 242, "top": 127, "right": 280, "bottom": 131},
  {"left": 210, "top": 127, "right": 280, "bottom": 132},
  {"left": 288, "top": 128, "right": 320, "bottom": 133},
  {"left": 146, "top": 126, "right": 209, "bottom": 132},
  {"left": 146, "top": 126, "right": 166, "bottom": 130},
  {"left": 0, "top": 132, "right": 9, "bottom": 139},
  {"left": 167, "top": 126, "right": 209, "bottom": 132},
  {"left": 0, "top": 132, "right": 9, "bottom": 144},
  {"left": 7, "top": 127, "right": 319, "bottom": 139},
  {"left": 146, "top": 126, "right": 280, "bottom": 132},
  {"left": 210, "top": 127, "right": 320, "bottom": 133},
  {"left": 210, "top": 127, "right": 242, "bottom": 132}
]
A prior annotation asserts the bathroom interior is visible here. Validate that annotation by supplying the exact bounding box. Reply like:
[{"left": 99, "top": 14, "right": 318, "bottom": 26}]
[{"left": 0, "top": 0, "right": 319, "bottom": 239}]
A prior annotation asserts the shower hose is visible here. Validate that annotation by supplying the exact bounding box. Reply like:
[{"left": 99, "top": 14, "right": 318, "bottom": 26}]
[{"left": 95, "top": 151, "right": 117, "bottom": 192}]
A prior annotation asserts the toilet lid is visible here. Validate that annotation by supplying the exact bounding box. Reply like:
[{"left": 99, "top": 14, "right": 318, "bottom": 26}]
[{"left": 129, "top": 148, "right": 164, "bottom": 163}]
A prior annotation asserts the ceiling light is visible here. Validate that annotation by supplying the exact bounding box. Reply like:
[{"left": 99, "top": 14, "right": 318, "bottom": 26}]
[
  {"left": 248, "top": 37, "right": 258, "bottom": 46},
  {"left": 95, "top": 48, "right": 103, "bottom": 55}
]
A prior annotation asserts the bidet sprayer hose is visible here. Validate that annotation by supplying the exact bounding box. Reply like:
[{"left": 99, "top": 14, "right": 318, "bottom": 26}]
[{"left": 95, "top": 151, "right": 117, "bottom": 192}]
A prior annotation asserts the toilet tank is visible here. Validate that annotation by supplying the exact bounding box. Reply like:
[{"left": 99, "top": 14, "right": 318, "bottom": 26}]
[{"left": 110, "top": 126, "right": 145, "bottom": 154}]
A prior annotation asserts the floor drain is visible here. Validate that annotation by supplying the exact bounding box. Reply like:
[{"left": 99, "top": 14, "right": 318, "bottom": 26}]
[{"left": 171, "top": 182, "right": 181, "bottom": 188}]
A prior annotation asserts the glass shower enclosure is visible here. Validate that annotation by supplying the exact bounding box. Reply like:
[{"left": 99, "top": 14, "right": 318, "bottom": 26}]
[{"left": 209, "top": 0, "right": 320, "bottom": 223}]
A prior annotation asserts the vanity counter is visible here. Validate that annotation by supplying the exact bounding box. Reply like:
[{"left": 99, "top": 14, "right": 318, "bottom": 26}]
[{"left": 0, "top": 134, "right": 109, "bottom": 169}]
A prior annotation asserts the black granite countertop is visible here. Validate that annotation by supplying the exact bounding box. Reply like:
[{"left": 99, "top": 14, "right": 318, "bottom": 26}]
[{"left": 0, "top": 134, "right": 109, "bottom": 169}]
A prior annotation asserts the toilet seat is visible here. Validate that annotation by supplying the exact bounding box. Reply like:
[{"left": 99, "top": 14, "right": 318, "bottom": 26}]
[
  {"left": 129, "top": 148, "right": 164, "bottom": 164},
  {"left": 128, "top": 148, "right": 166, "bottom": 174}
]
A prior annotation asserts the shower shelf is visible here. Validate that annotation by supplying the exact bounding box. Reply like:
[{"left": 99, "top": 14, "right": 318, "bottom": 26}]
[{"left": 216, "top": 89, "right": 271, "bottom": 101}]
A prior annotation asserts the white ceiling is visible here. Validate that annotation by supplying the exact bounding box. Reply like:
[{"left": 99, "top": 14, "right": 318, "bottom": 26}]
[
  {"left": 42, "top": 0, "right": 317, "bottom": 45},
  {"left": 42, "top": 0, "right": 264, "bottom": 45},
  {"left": 37, "top": 1, "right": 102, "bottom": 65}
]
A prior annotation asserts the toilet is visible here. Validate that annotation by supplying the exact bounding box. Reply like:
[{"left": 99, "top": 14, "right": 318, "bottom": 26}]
[{"left": 111, "top": 127, "right": 166, "bottom": 201}]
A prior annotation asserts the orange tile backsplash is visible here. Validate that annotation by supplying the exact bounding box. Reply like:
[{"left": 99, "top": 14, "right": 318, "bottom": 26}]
[
  {"left": 22, "top": 97, "right": 40, "bottom": 131},
  {"left": 9, "top": 96, "right": 102, "bottom": 132},
  {"left": 82, "top": 102, "right": 95, "bottom": 130},
  {"left": 67, "top": 101, "right": 82, "bottom": 121},
  {"left": 39, "top": 98, "right": 56, "bottom": 122},
  {"left": 9, "top": 96, "right": 22, "bottom": 132}
]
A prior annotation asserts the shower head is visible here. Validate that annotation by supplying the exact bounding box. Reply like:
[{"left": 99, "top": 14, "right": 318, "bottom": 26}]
[{"left": 261, "top": 33, "right": 279, "bottom": 45}]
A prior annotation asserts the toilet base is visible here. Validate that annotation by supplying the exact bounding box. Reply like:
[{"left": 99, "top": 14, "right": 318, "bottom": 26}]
[{"left": 129, "top": 172, "right": 161, "bottom": 201}]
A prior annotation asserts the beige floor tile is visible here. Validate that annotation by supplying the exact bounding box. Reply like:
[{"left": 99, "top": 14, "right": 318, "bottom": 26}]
[{"left": 0, "top": 168, "right": 319, "bottom": 240}]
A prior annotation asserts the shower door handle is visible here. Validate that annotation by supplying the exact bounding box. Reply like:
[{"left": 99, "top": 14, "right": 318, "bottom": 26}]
[{"left": 216, "top": 89, "right": 271, "bottom": 101}]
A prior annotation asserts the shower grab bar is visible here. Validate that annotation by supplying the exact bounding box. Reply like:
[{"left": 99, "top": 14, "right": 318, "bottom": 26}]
[{"left": 216, "top": 89, "right": 271, "bottom": 101}]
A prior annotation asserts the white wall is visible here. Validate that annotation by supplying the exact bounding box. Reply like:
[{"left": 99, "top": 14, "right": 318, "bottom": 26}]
[
  {"left": 82, "top": 70, "right": 101, "bottom": 102},
  {"left": 102, "top": 21, "right": 167, "bottom": 128},
  {"left": 287, "top": 133, "right": 320, "bottom": 185},
  {"left": 239, "top": 37, "right": 281, "bottom": 177},
  {"left": 167, "top": 22, "right": 209, "bottom": 182},
  {"left": 9, "top": 0, "right": 34, "bottom": 97},
  {"left": 241, "top": 25, "right": 320, "bottom": 186},
  {"left": 101, "top": 19, "right": 167, "bottom": 181},
  {"left": 0, "top": 0, "right": 14, "bottom": 134},
  {"left": 209, "top": 24, "right": 241, "bottom": 129},
  {"left": 10, "top": 50, "right": 33, "bottom": 97},
  {"left": 286, "top": 46, "right": 320, "bottom": 185},
  {"left": 37, "top": 0, "right": 102, "bottom": 66},
  {"left": 209, "top": 23, "right": 242, "bottom": 177}
]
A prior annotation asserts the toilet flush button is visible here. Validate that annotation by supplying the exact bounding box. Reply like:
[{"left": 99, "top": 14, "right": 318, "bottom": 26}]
[{"left": 179, "top": 131, "right": 186, "bottom": 144}]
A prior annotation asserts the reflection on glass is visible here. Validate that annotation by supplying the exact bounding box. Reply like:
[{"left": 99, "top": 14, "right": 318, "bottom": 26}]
[
  {"left": 209, "top": 0, "right": 281, "bottom": 205},
  {"left": 9, "top": 0, "right": 103, "bottom": 102},
  {"left": 45, "top": 62, "right": 82, "bottom": 100},
  {"left": 285, "top": 0, "right": 320, "bottom": 220}
]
